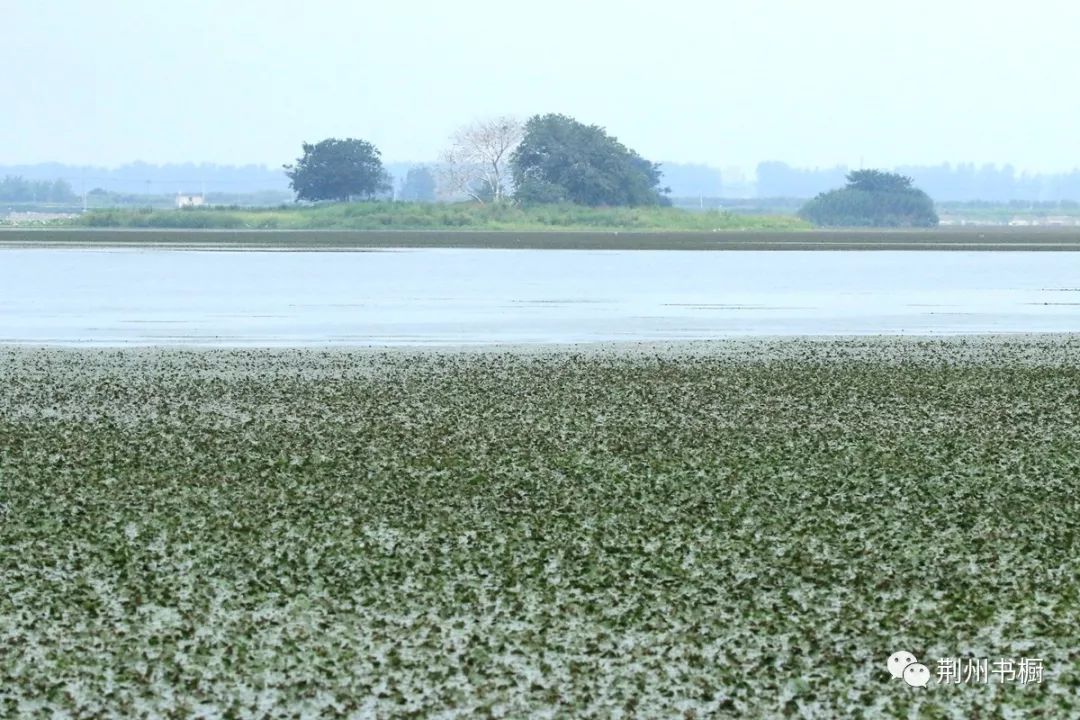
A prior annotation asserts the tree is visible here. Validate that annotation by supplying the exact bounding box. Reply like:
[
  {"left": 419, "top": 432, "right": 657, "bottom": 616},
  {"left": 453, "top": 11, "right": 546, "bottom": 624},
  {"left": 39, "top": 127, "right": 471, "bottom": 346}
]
[
  {"left": 0, "top": 176, "right": 76, "bottom": 203},
  {"left": 509, "top": 114, "right": 669, "bottom": 206},
  {"left": 283, "top": 138, "right": 391, "bottom": 202},
  {"left": 398, "top": 166, "right": 437, "bottom": 202},
  {"left": 798, "top": 170, "right": 938, "bottom": 227},
  {"left": 844, "top": 169, "right": 917, "bottom": 194},
  {"left": 439, "top": 116, "right": 523, "bottom": 203}
]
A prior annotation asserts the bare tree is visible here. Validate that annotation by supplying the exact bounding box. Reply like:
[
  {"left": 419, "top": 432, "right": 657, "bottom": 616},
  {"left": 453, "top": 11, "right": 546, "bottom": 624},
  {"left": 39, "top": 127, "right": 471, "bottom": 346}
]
[{"left": 439, "top": 116, "right": 523, "bottom": 203}]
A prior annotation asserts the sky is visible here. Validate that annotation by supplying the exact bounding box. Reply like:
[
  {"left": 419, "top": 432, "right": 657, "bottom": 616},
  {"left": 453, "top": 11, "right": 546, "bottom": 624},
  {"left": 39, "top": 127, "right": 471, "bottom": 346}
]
[{"left": 6, "top": 0, "right": 1080, "bottom": 173}]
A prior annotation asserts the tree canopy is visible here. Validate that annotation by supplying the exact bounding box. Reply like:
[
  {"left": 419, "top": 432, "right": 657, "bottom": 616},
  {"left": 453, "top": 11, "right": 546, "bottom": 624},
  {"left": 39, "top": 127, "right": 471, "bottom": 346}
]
[
  {"left": 844, "top": 169, "right": 918, "bottom": 193},
  {"left": 509, "top": 114, "right": 669, "bottom": 206},
  {"left": 398, "top": 166, "right": 437, "bottom": 202},
  {"left": 284, "top": 138, "right": 391, "bottom": 202},
  {"left": 798, "top": 170, "right": 938, "bottom": 227},
  {"left": 440, "top": 117, "right": 523, "bottom": 203}
]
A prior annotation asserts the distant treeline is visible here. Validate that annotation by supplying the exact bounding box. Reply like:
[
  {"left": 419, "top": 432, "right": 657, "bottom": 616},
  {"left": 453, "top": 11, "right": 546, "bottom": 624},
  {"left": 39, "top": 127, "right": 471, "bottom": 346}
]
[
  {"left": 10, "top": 160, "right": 1080, "bottom": 204},
  {"left": 0, "top": 176, "right": 77, "bottom": 203},
  {"left": 0, "top": 161, "right": 430, "bottom": 199},
  {"left": 0, "top": 162, "right": 292, "bottom": 196}
]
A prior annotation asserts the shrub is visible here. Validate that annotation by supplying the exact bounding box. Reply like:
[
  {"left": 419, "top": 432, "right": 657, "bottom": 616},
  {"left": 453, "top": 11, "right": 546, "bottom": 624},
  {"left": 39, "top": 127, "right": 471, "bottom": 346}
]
[{"left": 799, "top": 170, "right": 939, "bottom": 227}]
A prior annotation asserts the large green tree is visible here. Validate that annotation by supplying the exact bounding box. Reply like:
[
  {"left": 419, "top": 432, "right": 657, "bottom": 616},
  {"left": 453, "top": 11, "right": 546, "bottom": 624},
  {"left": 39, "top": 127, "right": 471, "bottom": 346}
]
[
  {"left": 510, "top": 114, "right": 669, "bottom": 206},
  {"left": 284, "top": 138, "right": 391, "bottom": 202},
  {"left": 798, "top": 170, "right": 938, "bottom": 227}
]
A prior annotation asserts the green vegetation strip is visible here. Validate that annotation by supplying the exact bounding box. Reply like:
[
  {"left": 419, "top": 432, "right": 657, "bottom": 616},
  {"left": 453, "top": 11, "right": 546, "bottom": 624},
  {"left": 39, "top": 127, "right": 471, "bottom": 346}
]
[
  {"left": 4, "top": 227, "right": 1080, "bottom": 251},
  {"left": 2, "top": 337, "right": 1079, "bottom": 717},
  {"left": 57, "top": 203, "right": 809, "bottom": 232}
]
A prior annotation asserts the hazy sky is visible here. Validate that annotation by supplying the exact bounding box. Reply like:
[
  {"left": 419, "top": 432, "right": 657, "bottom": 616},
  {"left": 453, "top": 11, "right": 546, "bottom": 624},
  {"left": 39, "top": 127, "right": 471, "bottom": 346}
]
[{"left": 6, "top": 0, "right": 1080, "bottom": 172}]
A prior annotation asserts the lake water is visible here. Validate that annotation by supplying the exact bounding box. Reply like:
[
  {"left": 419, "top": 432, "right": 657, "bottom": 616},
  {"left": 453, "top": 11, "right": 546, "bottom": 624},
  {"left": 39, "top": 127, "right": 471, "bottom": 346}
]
[{"left": 2, "top": 248, "right": 1080, "bottom": 345}]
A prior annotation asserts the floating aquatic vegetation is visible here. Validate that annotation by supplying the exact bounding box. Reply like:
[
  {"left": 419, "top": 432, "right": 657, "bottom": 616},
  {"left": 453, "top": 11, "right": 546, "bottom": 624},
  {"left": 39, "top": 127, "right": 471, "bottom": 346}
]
[{"left": 1, "top": 337, "right": 1078, "bottom": 717}]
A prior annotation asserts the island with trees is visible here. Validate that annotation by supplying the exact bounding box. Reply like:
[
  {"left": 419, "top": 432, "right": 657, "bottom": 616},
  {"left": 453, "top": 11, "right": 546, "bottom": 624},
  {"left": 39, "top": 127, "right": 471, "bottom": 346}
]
[{"left": 46, "top": 116, "right": 947, "bottom": 232}]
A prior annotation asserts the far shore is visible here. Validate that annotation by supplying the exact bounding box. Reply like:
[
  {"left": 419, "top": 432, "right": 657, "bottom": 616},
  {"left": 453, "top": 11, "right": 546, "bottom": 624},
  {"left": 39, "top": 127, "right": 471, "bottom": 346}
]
[{"left": 3, "top": 227, "right": 1080, "bottom": 251}]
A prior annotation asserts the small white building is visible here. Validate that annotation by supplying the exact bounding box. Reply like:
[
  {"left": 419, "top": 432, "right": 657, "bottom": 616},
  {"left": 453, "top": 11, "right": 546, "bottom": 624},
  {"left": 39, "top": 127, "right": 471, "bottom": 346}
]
[{"left": 176, "top": 193, "right": 206, "bottom": 208}]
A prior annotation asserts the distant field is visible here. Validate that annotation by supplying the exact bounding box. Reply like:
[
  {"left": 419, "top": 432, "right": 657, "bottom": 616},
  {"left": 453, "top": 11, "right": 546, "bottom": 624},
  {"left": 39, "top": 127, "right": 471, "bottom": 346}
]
[
  {"left": 3, "top": 227, "right": 1080, "bottom": 250},
  {"left": 2, "top": 337, "right": 1078, "bottom": 717}
]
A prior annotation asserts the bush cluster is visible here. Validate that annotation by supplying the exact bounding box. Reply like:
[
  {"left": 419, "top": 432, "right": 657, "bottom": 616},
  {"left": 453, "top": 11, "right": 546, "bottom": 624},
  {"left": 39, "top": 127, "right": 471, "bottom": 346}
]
[{"left": 799, "top": 170, "right": 939, "bottom": 227}]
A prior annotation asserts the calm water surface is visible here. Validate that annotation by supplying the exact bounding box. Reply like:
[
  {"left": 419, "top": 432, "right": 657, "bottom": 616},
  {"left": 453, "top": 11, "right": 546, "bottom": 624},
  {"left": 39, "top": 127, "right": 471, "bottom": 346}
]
[{"left": 2, "top": 248, "right": 1079, "bottom": 345}]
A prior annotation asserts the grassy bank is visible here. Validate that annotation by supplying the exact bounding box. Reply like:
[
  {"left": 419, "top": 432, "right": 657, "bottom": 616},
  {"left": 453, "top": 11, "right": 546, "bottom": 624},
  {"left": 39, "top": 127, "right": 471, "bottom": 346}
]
[
  {"left": 67, "top": 201, "right": 809, "bottom": 232},
  {"left": 2, "top": 338, "right": 1078, "bottom": 717}
]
